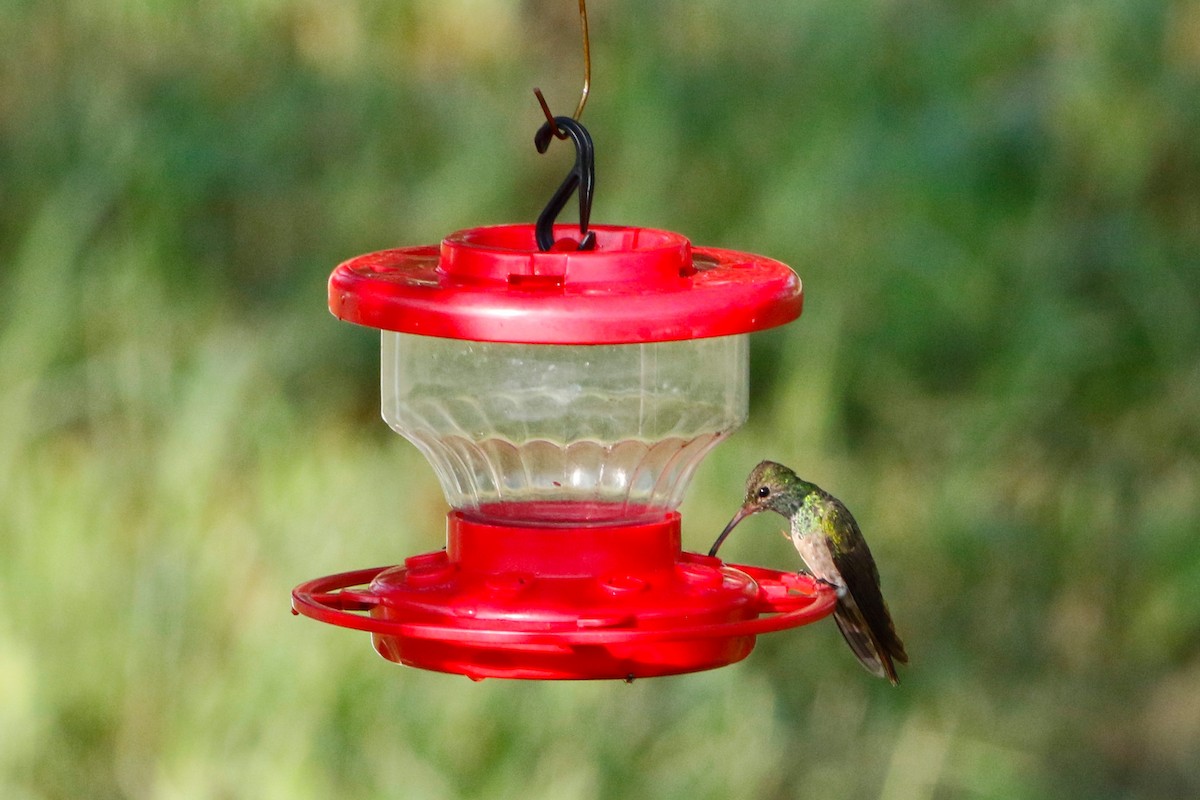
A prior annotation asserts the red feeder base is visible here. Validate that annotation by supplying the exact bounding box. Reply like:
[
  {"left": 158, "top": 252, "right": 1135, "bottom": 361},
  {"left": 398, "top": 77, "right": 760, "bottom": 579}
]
[{"left": 291, "top": 511, "right": 836, "bottom": 680}]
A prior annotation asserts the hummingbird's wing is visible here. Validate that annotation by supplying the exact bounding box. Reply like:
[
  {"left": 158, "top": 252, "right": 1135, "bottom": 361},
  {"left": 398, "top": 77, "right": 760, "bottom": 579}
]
[{"left": 826, "top": 499, "right": 909, "bottom": 673}]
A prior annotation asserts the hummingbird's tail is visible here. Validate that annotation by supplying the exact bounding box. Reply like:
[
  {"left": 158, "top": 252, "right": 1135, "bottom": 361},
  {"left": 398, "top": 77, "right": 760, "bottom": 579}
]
[{"left": 832, "top": 594, "right": 908, "bottom": 686}]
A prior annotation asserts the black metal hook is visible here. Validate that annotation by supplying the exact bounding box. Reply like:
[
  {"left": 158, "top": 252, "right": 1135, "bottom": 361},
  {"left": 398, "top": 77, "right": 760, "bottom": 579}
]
[{"left": 534, "top": 114, "right": 596, "bottom": 252}]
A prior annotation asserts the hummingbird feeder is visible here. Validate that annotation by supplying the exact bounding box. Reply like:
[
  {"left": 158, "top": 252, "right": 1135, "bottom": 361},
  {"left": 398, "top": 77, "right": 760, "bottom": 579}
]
[{"left": 290, "top": 8, "right": 836, "bottom": 681}]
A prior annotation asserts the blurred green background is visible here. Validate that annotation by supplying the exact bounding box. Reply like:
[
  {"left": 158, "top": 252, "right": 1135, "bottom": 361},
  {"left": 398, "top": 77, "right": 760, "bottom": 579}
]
[{"left": 2, "top": 1, "right": 1199, "bottom": 798}]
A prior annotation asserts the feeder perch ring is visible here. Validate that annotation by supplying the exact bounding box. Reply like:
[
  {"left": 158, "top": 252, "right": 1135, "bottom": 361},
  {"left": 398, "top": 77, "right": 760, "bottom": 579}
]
[{"left": 292, "top": 556, "right": 836, "bottom": 680}]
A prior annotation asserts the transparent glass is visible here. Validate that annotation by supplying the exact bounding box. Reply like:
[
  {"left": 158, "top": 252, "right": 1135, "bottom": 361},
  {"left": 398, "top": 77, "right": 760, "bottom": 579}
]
[{"left": 382, "top": 333, "right": 748, "bottom": 525}]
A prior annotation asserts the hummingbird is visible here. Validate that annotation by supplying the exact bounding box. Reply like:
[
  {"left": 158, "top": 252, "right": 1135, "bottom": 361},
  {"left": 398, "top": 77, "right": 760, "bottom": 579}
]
[{"left": 709, "top": 461, "right": 908, "bottom": 685}]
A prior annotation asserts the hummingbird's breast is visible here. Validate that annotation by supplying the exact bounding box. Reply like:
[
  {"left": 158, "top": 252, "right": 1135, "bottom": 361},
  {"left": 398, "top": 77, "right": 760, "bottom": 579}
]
[{"left": 790, "top": 513, "right": 842, "bottom": 592}]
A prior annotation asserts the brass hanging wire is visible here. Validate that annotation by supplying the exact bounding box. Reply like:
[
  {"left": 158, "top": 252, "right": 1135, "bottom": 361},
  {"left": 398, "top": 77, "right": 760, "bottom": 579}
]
[
  {"left": 573, "top": 0, "right": 591, "bottom": 120},
  {"left": 534, "top": 0, "right": 592, "bottom": 138}
]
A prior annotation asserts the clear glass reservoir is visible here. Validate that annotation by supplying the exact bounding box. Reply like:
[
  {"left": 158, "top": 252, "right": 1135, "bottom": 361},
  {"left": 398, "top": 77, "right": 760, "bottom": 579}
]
[{"left": 382, "top": 332, "right": 748, "bottom": 525}]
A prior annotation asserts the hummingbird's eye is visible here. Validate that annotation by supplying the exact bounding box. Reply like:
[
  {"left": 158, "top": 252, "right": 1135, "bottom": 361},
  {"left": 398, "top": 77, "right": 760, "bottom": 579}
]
[{"left": 757, "top": 486, "right": 771, "bottom": 498}]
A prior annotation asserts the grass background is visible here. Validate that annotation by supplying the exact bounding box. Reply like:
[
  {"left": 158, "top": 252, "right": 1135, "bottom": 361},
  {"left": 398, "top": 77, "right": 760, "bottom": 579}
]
[{"left": 2, "top": 1, "right": 1199, "bottom": 798}]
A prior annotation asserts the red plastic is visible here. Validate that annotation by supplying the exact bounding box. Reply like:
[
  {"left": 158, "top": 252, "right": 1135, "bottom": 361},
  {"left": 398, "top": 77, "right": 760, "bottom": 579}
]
[
  {"left": 292, "top": 510, "right": 836, "bottom": 680},
  {"left": 328, "top": 224, "right": 802, "bottom": 344}
]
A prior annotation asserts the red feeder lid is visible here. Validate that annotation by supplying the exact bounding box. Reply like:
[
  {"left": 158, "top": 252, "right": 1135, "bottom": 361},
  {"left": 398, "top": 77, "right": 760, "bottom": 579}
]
[{"left": 329, "top": 224, "right": 802, "bottom": 344}]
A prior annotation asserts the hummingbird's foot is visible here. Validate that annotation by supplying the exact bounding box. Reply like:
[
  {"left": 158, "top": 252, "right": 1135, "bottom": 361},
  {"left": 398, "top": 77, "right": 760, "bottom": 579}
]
[{"left": 812, "top": 576, "right": 842, "bottom": 593}]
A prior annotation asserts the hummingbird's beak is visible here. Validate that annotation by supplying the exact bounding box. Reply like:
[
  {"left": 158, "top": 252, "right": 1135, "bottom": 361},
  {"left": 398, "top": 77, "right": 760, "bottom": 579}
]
[{"left": 708, "top": 504, "right": 757, "bottom": 558}]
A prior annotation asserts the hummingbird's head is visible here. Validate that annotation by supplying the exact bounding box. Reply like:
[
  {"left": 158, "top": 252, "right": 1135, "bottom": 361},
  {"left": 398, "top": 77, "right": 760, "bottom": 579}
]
[{"left": 708, "top": 460, "right": 812, "bottom": 557}]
